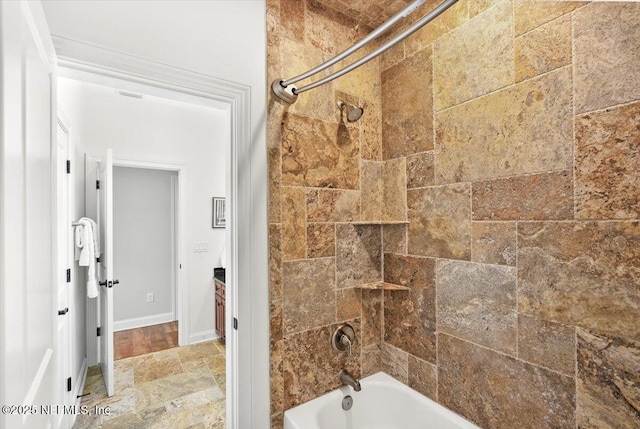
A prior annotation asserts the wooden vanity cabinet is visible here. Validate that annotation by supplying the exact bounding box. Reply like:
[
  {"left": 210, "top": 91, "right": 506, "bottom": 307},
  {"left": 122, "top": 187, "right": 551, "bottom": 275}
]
[{"left": 215, "top": 279, "right": 225, "bottom": 344}]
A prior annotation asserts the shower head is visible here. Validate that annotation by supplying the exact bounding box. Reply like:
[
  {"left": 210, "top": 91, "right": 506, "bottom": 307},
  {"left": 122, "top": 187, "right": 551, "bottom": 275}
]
[{"left": 338, "top": 101, "right": 364, "bottom": 122}]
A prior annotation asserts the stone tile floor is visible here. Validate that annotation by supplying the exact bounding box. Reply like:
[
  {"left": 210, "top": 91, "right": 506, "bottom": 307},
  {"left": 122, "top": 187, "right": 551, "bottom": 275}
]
[{"left": 73, "top": 340, "right": 226, "bottom": 429}]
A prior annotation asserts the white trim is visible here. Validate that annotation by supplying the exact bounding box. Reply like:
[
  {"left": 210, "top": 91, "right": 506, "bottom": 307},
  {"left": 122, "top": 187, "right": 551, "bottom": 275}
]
[
  {"left": 113, "top": 312, "right": 175, "bottom": 332},
  {"left": 70, "top": 357, "right": 88, "bottom": 428},
  {"left": 189, "top": 330, "right": 220, "bottom": 345},
  {"left": 54, "top": 38, "right": 269, "bottom": 429}
]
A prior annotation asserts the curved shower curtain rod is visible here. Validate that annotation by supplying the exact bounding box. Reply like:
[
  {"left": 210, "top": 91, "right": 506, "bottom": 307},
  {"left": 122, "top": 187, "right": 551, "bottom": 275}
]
[{"left": 272, "top": 0, "right": 459, "bottom": 104}]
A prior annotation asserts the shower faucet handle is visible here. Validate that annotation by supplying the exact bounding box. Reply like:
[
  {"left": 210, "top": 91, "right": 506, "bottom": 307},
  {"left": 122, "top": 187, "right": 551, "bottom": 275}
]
[
  {"left": 332, "top": 323, "right": 356, "bottom": 356},
  {"left": 340, "top": 334, "right": 353, "bottom": 356}
]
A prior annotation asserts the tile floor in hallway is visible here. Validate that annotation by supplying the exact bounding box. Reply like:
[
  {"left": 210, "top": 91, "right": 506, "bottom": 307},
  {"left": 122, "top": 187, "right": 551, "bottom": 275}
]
[{"left": 73, "top": 340, "right": 226, "bottom": 429}]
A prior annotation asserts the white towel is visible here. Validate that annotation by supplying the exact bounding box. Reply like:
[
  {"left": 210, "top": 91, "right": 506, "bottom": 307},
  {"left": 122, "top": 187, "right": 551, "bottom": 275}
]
[{"left": 74, "top": 218, "right": 100, "bottom": 299}]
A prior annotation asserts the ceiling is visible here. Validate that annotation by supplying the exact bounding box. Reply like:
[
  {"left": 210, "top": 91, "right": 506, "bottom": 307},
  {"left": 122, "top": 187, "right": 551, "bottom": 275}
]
[{"left": 313, "top": 0, "right": 414, "bottom": 29}]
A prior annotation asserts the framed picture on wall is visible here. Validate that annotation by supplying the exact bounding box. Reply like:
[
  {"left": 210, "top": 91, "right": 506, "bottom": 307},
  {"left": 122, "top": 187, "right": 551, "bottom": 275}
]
[{"left": 212, "top": 197, "right": 226, "bottom": 228}]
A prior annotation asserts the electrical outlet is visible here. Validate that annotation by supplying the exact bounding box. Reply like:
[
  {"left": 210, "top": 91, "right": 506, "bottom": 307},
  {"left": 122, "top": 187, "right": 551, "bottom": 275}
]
[{"left": 147, "top": 292, "right": 154, "bottom": 303}]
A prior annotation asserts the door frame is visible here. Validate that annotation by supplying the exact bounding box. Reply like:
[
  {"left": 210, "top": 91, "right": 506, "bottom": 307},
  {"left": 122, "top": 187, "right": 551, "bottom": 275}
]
[
  {"left": 54, "top": 38, "right": 269, "bottom": 428},
  {"left": 110, "top": 159, "right": 187, "bottom": 341}
]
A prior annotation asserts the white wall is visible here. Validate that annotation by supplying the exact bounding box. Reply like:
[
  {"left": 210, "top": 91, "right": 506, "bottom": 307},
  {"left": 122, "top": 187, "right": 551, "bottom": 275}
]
[
  {"left": 58, "top": 77, "right": 228, "bottom": 342},
  {"left": 113, "top": 167, "right": 177, "bottom": 328}
]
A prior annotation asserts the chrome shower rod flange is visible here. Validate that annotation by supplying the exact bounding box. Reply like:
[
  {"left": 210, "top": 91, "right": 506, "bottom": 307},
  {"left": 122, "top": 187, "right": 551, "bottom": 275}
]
[{"left": 272, "top": 79, "right": 298, "bottom": 104}]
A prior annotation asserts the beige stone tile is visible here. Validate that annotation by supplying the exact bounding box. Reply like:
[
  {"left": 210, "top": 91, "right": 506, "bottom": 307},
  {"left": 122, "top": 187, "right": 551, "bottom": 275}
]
[
  {"left": 306, "top": 223, "right": 335, "bottom": 258},
  {"left": 270, "top": 338, "right": 284, "bottom": 415},
  {"left": 380, "top": 41, "right": 405, "bottom": 72},
  {"left": 408, "top": 354, "right": 437, "bottom": 401},
  {"left": 383, "top": 158, "right": 407, "bottom": 221},
  {"left": 360, "top": 161, "right": 383, "bottom": 221},
  {"left": 281, "top": 113, "right": 360, "bottom": 189},
  {"left": 176, "top": 341, "right": 222, "bottom": 366},
  {"left": 518, "top": 314, "right": 575, "bottom": 376},
  {"left": 436, "top": 260, "right": 517, "bottom": 354},
  {"left": 359, "top": 98, "right": 383, "bottom": 161},
  {"left": 133, "top": 351, "right": 183, "bottom": 385},
  {"left": 283, "top": 320, "right": 361, "bottom": 408},
  {"left": 361, "top": 344, "right": 382, "bottom": 377},
  {"left": 336, "top": 287, "right": 362, "bottom": 321},
  {"left": 101, "top": 412, "right": 145, "bottom": 429},
  {"left": 382, "top": 224, "right": 406, "bottom": 254},
  {"left": 577, "top": 329, "right": 640, "bottom": 429},
  {"left": 134, "top": 368, "right": 215, "bottom": 411},
  {"left": 574, "top": 2, "right": 640, "bottom": 113},
  {"left": 515, "top": 14, "right": 571, "bottom": 83},
  {"left": 404, "top": 0, "right": 469, "bottom": 56},
  {"left": 268, "top": 146, "right": 281, "bottom": 223},
  {"left": 279, "top": 39, "right": 334, "bottom": 121},
  {"left": 439, "top": 334, "right": 575, "bottom": 429},
  {"left": 280, "top": 0, "right": 305, "bottom": 42},
  {"left": 471, "top": 222, "right": 516, "bottom": 266},
  {"left": 518, "top": 221, "right": 640, "bottom": 340},
  {"left": 335, "top": 224, "right": 382, "bottom": 288},
  {"left": 381, "top": 343, "right": 408, "bottom": 384},
  {"left": 334, "top": 53, "right": 381, "bottom": 106},
  {"left": 361, "top": 289, "right": 382, "bottom": 347},
  {"left": 407, "top": 184, "right": 471, "bottom": 260},
  {"left": 270, "top": 300, "right": 283, "bottom": 343},
  {"left": 192, "top": 399, "right": 226, "bottom": 429},
  {"left": 406, "top": 151, "right": 434, "bottom": 189},
  {"left": 384, "top": 254, "right": 436, "bottom": 363},
  {"left": 575, "top": 101, "right": 640, "bottom": 219},
  {"left": 435, "top": 67, "right": 572, "bottom": 184},
  {"left": 471, "top": 171, "right": 574, "bottom": 220},
  {"left": 282, "top": 186, "right": 306, "bottom": 260},
  {"left": 382, "top": 47, "right": 434, "bottom": 159},
  {"left": 514, "top": 1, "right": 584, "bottom": 36},
  {"left": 282, "top": 257, "right": 335, "bottom": 335},
  {"left": 306, "top": 188, "right": 360, "bottom": 222},
  {"left": 271, "top": 412, "right": 284, "bottom": 429},
  {"left": 433, "top": 1, "right": 513, "bottom": 111},
  {"left": 269, "top": 224, "right": 283, "bottom": 303},
  {"left": 467, "top": 0, "right": 505, "bottom": 18}
]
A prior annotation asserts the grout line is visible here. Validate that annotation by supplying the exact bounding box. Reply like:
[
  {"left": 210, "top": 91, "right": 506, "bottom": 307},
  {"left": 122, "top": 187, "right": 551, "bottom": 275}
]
[
  {"left": 576, "top": 98, "right": 640, "bottom": 117},
  {"left": 439, "top": 331, "right": 575, "bottom": 379},
  {"left": 435, "top": 64, "right": 573, "bottom": 115}
]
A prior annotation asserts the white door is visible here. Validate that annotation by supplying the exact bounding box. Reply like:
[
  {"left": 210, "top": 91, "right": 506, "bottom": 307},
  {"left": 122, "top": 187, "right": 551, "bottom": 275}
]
[
  {"left": 55, "top": 119, "right": 73, "bottom": 429},
  {"left": 97, "top": 149, "right": 116, "bottom": 396},
  {"left": 0, "top": 1, "right": 57, "bottom": 428}
]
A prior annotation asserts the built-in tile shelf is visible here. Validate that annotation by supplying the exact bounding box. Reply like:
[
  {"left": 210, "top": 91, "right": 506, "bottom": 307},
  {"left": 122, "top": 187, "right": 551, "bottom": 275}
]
[
  {"left": 356, "top": 282, "right": 410, "bottom": 291},
  {"left": 343, "top": 221, "right": 409, "bottom": 225}
]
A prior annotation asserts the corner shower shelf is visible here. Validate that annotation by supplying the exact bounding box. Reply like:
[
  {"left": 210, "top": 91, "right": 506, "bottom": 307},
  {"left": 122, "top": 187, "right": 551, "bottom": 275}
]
[{"left": 356, "top": 282, "right": 410, "bottom": 291}]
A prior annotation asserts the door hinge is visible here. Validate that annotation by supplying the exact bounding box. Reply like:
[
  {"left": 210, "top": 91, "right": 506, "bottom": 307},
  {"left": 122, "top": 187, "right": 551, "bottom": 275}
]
[
  {"left": 96, "top": 180, "right": 101, "bottom": 190},
  {"left": 67, "top": 377, "right": 72, "bottom": 392},
  {"left": 96, "top": 256, "right": 101, "bottom": 263},
  {"left": 66, "top": 268, "right": 71, "bottom": 283},
  {"left": 233, "top": 317, "right": 238, "bottom": 330},
  {"left": 97, "top": 327, "right": 101, "bottom": 337},
  {"left": 66, "top": 160, "right": 71, "bottom": 174}
]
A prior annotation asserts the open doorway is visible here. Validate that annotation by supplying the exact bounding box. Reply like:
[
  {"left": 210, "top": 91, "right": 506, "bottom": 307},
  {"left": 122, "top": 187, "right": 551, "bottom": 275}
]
[
  {"left": 112, "top": 166, "right": 179, "bottom": 358},
  {"left": 58, "top": 74, "right": 230, "bottom": 427}
]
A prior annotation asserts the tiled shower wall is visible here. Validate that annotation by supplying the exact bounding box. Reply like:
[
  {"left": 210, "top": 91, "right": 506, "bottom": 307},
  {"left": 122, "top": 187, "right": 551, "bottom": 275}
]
[{"left": 268, "top": 1, "right": 640, "bottom": 428}]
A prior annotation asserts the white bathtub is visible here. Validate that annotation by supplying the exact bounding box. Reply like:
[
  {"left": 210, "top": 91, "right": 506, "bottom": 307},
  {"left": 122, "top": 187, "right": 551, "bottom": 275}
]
[{"left": 284, "top": 372, "right": 479, "bottom": 429}]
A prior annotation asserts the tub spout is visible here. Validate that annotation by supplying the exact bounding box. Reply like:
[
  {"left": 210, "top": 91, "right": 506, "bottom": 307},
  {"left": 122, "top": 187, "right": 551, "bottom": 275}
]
[{"left": 339, "top": 369, "right": 361, "bottom": 392}]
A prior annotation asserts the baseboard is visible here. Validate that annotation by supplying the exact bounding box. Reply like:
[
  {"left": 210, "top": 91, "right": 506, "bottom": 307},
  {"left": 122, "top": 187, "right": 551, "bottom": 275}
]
[
  {"left": 189, "top": 329, "right": 219, "bottom": 345},
  {"left": 70, "top": 357, "right": 88, "bottom": 427},
  {"left": 114, "top": 312, "right": 174, "bottom": 332}
]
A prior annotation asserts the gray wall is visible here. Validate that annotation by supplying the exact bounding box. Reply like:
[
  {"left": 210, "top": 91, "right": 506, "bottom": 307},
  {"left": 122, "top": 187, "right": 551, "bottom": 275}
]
[{"left": 113, "top": 166, "right": 177, "bottom": 326}]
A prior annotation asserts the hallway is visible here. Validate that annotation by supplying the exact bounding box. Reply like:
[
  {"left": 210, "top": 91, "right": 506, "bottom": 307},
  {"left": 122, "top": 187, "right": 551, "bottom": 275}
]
[{"left": 74, "top": 340, "right": 226, "bottom": 429}]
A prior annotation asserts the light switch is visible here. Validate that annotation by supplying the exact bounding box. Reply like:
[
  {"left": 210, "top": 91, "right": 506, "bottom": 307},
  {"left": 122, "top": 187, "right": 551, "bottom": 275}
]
[{"left": 193, "top": 242, "right": 209, "bottom": 253}]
